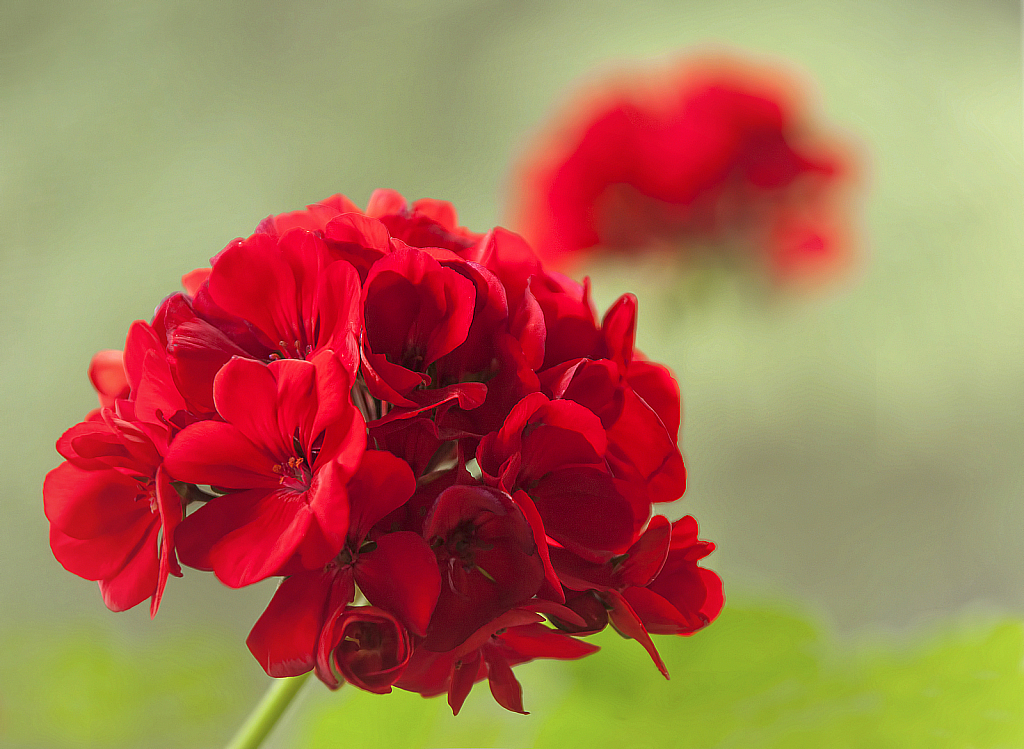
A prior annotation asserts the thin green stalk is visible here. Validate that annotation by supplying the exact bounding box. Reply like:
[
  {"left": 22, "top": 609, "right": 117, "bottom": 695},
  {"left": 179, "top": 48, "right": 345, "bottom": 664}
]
[{"left": 224, "top": 671, "right": 312, "bottom": 749}]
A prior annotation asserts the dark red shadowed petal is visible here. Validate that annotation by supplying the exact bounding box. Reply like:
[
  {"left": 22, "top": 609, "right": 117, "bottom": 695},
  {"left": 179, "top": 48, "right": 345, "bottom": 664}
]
[
  {"left": 317, "top": 606, "right": 413, "bottom": 693},
  {"left": 530, "top": 467, "right": 635, "bottom": 555},
  {"left": 484, "top": 650, "right": 526, "bottom": 714},
  {"left": 355, "top": 531, "right": 440, "bottom": 637},
  {"left": 422, "top": 485, "right": 545, "bottom": 652},
  {"left": 604, "top": 589, "right": 669, "bottom": 679},
  {"left": 345, "top": 450, "right": 416, "bottom": 542},
  {"left": 549, "top": 514, "right": 671, "bottom": 592},
  {"left": 496, "top": 622, "right": 601, "bottom": 660},
  {"left": 448, "top": 653, "right": 482, "bottom": 716},
  {"left": 150, "top": 465, "right": 183, "bottom": 617},
  {"left": 510, "top": 490, "right": 563, "bottom": 603}
]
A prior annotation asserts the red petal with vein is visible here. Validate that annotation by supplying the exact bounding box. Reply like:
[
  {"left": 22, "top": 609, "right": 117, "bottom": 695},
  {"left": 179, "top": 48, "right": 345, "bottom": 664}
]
[
  {"left": 212, "top": 358, "right": 294, "bottom": 458},
  {"left": 163, "top": 421, "right": 279, "bottom": 490},
  {"left": 626, "top": 359, "right": 681, "bottom": 441},
  {"left": 605, "top": 386, "right": 686, "bottom": 504},
  {"left": 617, "top": 514, "right": 671, "bottom": 587},
  {"left": 355, "top": 531, "right": 440, "bottom": 637}
]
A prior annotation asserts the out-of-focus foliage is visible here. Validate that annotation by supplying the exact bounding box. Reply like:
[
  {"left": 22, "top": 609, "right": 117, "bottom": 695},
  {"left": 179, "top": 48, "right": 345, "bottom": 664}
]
[
  {"left": 0, "top": 605, "right": 1019, "bottom": 748},
  {"left": 0, "top": 624, "right": 254, "bottom": 749},
  {"left": 298, "top": 602, "right": 1024, "bottom": 749}
]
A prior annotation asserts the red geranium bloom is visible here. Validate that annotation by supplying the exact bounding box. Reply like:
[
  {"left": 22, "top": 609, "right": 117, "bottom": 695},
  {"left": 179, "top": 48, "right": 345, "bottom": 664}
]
[
  {"left": 47, "top": 186, "right": 724, "bottom": 719},
  {"left": 246, "top": 449, "right": 440, "bottom": 678},
  {"left": 44, "top": 409, "right": 182, "bottom": 616},
  {"left": 421, "top": 483, "right": 546, "bottom": 653},
  {"left": 164, "top": 353, "right": 364, "bottom": 587},
  {"left": 511, "top": 54, "right": 854, "bottom": 284},
  {"left": 207, "top": 228, "right": 362, "bottom": 377},
  {"left": 550, "top": 514, "right": 723, "bottom": 677},
  {"left": 360, "top": 247, "right": 486, "bottom": 415}
]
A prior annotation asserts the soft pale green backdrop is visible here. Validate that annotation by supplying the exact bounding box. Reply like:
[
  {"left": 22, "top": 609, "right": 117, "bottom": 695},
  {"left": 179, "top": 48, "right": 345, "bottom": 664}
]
[{"left": 2, "top": 1, "right": 1022, "bottom": 746}]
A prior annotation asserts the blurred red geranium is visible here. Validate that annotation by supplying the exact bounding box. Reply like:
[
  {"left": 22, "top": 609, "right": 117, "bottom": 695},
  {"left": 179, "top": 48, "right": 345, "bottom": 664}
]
[{"left": 509, "top": 53, "right": 858, "bottom": 286}]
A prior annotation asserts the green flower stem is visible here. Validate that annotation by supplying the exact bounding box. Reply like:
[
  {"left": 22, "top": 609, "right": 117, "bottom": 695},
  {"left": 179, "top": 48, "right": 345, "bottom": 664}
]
[{"left": 224, "top": 671, "right": 313, "bottom": 749}]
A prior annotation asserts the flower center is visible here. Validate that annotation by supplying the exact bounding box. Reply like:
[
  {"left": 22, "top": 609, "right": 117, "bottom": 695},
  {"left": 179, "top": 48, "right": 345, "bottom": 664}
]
[{"left": 272, "top": 456, "right": 312, "bottom": 493}]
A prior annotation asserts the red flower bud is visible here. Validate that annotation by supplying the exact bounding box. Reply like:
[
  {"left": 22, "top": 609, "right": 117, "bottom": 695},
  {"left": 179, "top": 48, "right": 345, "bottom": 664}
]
[{"left": 316, "top": 606, "right": 412, "bottom": 693}]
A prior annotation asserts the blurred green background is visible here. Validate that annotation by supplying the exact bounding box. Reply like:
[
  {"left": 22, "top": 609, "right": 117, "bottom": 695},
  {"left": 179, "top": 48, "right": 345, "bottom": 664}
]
[{"left": 2, "top": 0, "right": 1023, "bottom": 746}]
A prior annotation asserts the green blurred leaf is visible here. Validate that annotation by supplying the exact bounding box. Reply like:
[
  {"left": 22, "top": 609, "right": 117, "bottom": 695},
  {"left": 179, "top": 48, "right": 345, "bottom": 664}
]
[
  {"left": 296, "top": 601, "right": 1024, "bottom": 749},
  {"left": 0, "top": 623, "right": 255, "bottom": 749}
]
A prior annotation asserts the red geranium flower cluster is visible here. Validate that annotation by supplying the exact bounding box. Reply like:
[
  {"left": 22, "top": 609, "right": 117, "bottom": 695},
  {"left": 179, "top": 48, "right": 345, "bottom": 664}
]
[
  {"left": 510, "top": 55, "right": 855, "bottom": 284},
  {"left": 44, "top": 190, "right": 722, "bottom": 714}
]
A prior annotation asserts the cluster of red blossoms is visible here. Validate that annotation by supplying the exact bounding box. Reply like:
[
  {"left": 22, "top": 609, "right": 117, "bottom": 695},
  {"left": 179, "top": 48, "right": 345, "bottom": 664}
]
[
  {"left": 511, "top": 55, "right": 854, "bottom": 283},
  {"left": 43, "top": 190, "right": 722, "bottom": 714}
]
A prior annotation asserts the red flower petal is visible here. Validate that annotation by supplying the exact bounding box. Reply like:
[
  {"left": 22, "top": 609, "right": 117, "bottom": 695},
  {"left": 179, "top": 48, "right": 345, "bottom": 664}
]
[
  {"left": 484, "top": 650, "right": 526, "bottom": 714},
  {"left": 247, "top": 568, "right": 343, "bottom": 677},
  {"left": 605, "top": 589, "right": 669, "bottom": 679},
  {"left": 355, "top": 531, "right": 440, "bottom": 637},
  {"left": 163, "top": 421, "right": 279, "bottom": 490},
  {"left": 43, "top": 463, "right": 145, "bottom": 540},
  {"left": 97, "top": 524, "right": 160, "bottom": 612}
]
